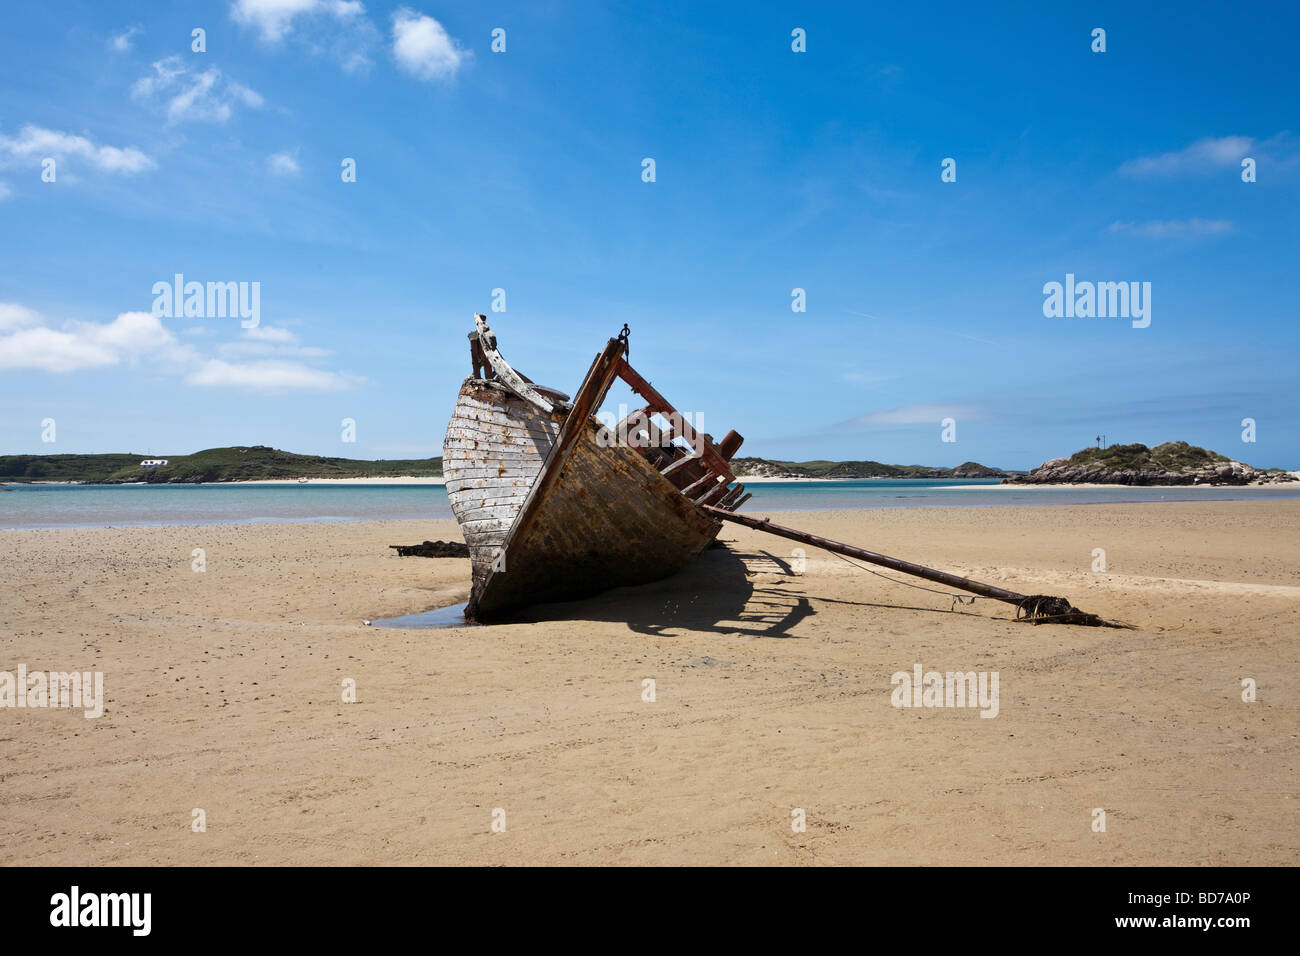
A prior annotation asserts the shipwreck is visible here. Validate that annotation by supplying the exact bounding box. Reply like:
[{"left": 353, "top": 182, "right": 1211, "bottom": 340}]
[{"left": 442, "top": 315, "right": 1121, "bottom": 627}]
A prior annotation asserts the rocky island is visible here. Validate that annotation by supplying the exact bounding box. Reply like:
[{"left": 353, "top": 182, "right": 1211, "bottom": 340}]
[{"left": 1003, "top": 441, "right": 1296, "bottom": 486}]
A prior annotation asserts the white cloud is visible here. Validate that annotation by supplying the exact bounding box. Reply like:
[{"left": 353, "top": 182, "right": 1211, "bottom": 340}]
[
  {"left": 110, "top": 26, "right": 141, "bottom": 52},
  {"left": 228, "top": 83, "right": 265, "bottom": 108},
  {"left": 230, "top": 0, "right": 377, "bottom": 71},
  {"left": 219, "top": 325, "right": 333, "bottom": 359},
  {"left": 1107, "top": 218, "right": 1235, "bottom": 239},
  {"left": 232, "top": 0, "right": 366, "bottom": 41},
  {"left": 0, "top": 303, "right": 353, "bottom": 390},
  {"left": 0, "top": 310, "right": 189, "bottom": 373},
  {"left": 132, "top": 56, "right": 264, "bottom": 125},
  {"left": 0, "top": 125, "right": 155, "bottom": 174},
  {"left": 392, "top": 8, "right": 469, "bottom": 81},
  {"left": 130, "top": 56, "right": 186, "bottom": 97},
  {"left": 0, "top": 180, "right": 11, "bottom": 200},
  {"left": 244, "top": 325, "right": 298, "bottom": 343},
  {"left": 0, "top": 303, "right": 43, "bottom": 331},
  {"left": 93, "top": 311, "right": 184, "bottom": 353},
  {"left": 1119, "top": 136, "right": 1253, "bottom": 178},
  {"left": 267, "top": 151, "right": 301, "bottom": 176},
  {"left": 232, "top": 0, "right": 319, "bottom": 41},
  {"left": 0, "top": 326, "right": 120, "bottom": 373},
  {"left": 188, "top": 358, "right": 354, "bottom": 390},
  {"left": 846, "top": 403, "right": 981, "bottom": 427}
]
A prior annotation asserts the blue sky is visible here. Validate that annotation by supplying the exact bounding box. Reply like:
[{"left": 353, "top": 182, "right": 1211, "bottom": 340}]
[{"left": 1, "top": 1, "right": 1297, "bottom": 469}]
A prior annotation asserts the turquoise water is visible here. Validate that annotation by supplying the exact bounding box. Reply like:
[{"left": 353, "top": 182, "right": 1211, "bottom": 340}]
[{"left": 3, "top": 479, "right": 1299, "bottom": 530}]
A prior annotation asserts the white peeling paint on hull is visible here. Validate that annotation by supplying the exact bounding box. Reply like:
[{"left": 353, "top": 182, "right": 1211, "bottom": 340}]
[{"left": 441, "top": 378, "right": 563, "bottom": 588}]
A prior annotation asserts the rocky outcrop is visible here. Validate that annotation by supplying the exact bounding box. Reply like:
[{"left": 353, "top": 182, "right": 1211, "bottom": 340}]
[
  {"left": 1005, "top": 443, "right": 1295, "bottom": 486},
  {"left": 950, "top": 461, "right": 1005, "bottom": 478}
]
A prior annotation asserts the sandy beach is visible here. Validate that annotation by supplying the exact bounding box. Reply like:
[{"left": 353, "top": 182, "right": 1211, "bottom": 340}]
[{"left": 2, "top": 500, "right": 1297, "bottom": 866}]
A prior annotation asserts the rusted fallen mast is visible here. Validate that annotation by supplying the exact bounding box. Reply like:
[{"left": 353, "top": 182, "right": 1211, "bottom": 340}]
[{"left": 702, "top": 506, "right": 1123, "bottom": 627}]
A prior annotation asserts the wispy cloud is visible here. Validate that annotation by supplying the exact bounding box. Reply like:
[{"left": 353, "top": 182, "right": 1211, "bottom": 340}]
[
  {"left": 267, "top": 150, "right": 301, "bottom": 176},
  {"left": 841, "top": 370, "right": 899, "bottom": 387},
  {"left": 0, "top": 180, "right": 11, "bottom": 201},
  {"left": 244, "top": 325, "right": 298, "bottom": 343},
  {"left": 188, "top": 359, "right": 356, "bottom": 389},
  {"left": 1119, "top": 136, "right": 1253, "bottom": 178},
  {"left": 109, "top": 26, "right": 141, "bottom": 52},
  {"left": 232, "top": 0, "right": 364, "bottom": 42},
  {"left": 1107, "top": 218, "right": 1235, "bottom": 239},
  {"left": 132, "top": 56, "right": 264, "bottom": 125},
  {"left": 218, "top": 324, "right": 331, "bottom": 358},
  {"left": 392, "top": 8, "right": 470, "bottom": 81},
  {"left": 0, "top": 125, "right": 155, "bottom": 174},
  {"left": 843, "top": 403, "right": 981, "bottom": 427},
  {"left": 231, "top": 0, "right": 375, "bottom": 70},
  {"left": 0, "top": 303, "right": 355, "bottom": 390}
]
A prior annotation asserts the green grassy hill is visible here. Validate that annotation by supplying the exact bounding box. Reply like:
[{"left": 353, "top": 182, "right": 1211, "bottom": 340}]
[
  {"left": 1005, "top": 440, "right": 1295, "bottom": 485},
  {"left": 0, "top": 446, "right": 443, "bottom": 483},
  {"left": 0, "top": 453, "right": 140, "bottom": 482},
  {"left": 1063, "top": 441, "right": 1230, "bottom": 471}
]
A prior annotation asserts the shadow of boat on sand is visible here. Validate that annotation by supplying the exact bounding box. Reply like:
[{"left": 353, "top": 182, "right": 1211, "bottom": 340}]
[{"left": 500, "top": 542, "right": 812, "bottom": 638}]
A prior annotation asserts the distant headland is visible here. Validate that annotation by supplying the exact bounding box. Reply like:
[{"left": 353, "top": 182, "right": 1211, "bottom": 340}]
[
  {"left": 0, "top": 446, "right": 443, "bottom": 484},
  {"left": 2, "top": 442, "right": 1294, "bottom": 486},
  {"left": 729, "top": 458, "right": 1009, "bottom": 480}
]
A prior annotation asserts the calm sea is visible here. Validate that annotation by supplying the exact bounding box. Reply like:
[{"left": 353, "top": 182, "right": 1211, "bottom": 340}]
[{"left": 3, "top": 479, "right": 1299, "bottom": 531}]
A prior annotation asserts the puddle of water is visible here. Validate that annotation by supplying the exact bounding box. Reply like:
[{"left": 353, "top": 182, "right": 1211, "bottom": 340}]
[{"left": 367, "top": 602, "right": 472, "bottom": 629}]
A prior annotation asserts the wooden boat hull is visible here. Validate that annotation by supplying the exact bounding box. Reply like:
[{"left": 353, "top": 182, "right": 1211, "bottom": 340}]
[
  {"left": 442, "top": 379, "right": 563, "bottom": 590},
  {"left": 468, "top": 417, "right": 722, "bottom": 619},
  {"left": 442, "top": 316, "right": 747, "bottom": 621}
]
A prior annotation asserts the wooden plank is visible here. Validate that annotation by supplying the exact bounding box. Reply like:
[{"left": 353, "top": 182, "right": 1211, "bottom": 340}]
[
  {"left": 660, "top": 452, "right": 699, "bottom": 478},
  {"left": 681, "top": 471, "right": 720, "bottom": 498},
  {"left": 444, "top": 465, "right": 540, "bottom": 478},
  {"left": 614, "top": 358, "right": 733, "bottom": 481},
  {"left": 697, "top": 481, "right": 733, "bottom": 506},
  {"left": 473, "top": 313, "right": 555, "bottom": 413},
  {"left": 718, "top": 483, "right": 745, "bottom": 508},
  {"left": 445, "top": 477, "right": 534, "bottom": 492},
  {"left": 443, "top": 433, "right": 554, "bottom": 448},
  {"left": 443, "top": 453, "right": 547, "bottom": 466}
]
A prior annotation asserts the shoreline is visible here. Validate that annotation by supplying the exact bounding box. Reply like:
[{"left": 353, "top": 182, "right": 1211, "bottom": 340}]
[
  {"left": 6, "top": 493, "right": 1300, "bottom": 534},
  {"left": 236, "top": 476, "right": 445, "bottom": 485},
  {"left": 736, "top": 475, "right": 1005, "bottom": 483},
  {"left": 941, "top": 480, "right": 1300, "bottom": 491}
]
